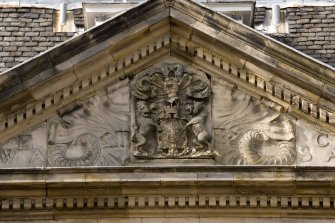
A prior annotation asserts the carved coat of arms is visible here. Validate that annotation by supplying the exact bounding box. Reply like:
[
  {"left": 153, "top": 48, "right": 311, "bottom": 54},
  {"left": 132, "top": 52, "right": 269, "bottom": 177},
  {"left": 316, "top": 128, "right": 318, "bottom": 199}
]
[{"left": 131, "top": 64, "right": 212, "bottom": 158}]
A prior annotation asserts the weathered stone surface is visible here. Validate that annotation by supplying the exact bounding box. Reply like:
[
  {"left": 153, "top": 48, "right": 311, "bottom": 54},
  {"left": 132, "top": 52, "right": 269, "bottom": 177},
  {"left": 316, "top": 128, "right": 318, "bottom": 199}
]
[
  {"left": 296, "top": 120, "right": 335, "bottom": 166},
  {"left": 0, "top": 123, "right": 46, "bottom": 168},
  {"left": 212, "top": 78, "right": 296, "bottom": 165},
  {"left": 131, "top": 63, "right": 212, "bottom": 159},
  {"left": 47, "top": 79, "right": 130, "bottom": 167},
  {"left": 0, "top": 1, "right": 335, "bottom": 222}
]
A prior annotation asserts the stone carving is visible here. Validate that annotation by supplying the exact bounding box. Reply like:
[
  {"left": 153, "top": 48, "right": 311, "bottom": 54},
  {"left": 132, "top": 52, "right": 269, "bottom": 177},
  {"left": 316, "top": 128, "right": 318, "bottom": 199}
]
[
  {"left": 185, "top": 101, "right": 212, "bottom": 150},
  {"left": 326, "top": 149, "right": 335, "bottom": 162},
  {"left": 49, "top": 134, "right": 101, "bottom": 166},
  {"left": 313, "top": 134, "right": 329, "bottom": 147},
  {"left": 30, "top": 148, "right": 45, "bottom": 164},
  {"left": 297, "top": 146, "right": 312, "bottom": 162},
  {"left": 0, "top": 134, "right": 33, "bottom": 164},
  {"left": 0, "top": 123, "right": 47, "bottom": 168},
  {"left": 48, "top": 80, "right": 130, "bottom": 167},
  {"left": 132, "top": 102, "right": 158, "bottom": 153},
  {"left": 131, "top": 64, "right": 212, "bottom": 158},
  {"left": 295, "top": 120, "right": 335, "bottom": 166},
  {"left": 212, "top": 79, "right": 296, "bottom": 165},
  {"left": 0, "top": 140, "right": 17, "bottom": 164}
]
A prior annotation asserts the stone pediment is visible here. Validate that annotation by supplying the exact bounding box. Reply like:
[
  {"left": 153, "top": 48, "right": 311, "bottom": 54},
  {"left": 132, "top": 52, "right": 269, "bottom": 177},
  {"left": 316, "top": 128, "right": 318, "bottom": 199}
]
[
  {"left": 2, "top": 1, "right": 335, "bottom": 221},
  {"left": 0, "top": 0, "right": 335, "bottom": 169}
]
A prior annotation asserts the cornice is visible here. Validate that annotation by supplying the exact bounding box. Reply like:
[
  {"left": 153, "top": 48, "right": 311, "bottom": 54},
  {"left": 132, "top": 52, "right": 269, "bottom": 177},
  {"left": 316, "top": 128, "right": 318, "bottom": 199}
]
[
  {"left": 0, "top": 167, "right": 335, "bottom": 219},
  {"left": 169, "top": 37, "right": 335, "bottom": 133},
  {"left": 1, "top": 194, "right": 335, "bottom": 219},
  {"left": 1, "top": 33, "right": 335, "bottom": 141},
  {"left": 0, "top": 33, "right": 171, "bottom": 142},
  {"left": 0, "top": 0, "right": 335, "bottom": 140}
]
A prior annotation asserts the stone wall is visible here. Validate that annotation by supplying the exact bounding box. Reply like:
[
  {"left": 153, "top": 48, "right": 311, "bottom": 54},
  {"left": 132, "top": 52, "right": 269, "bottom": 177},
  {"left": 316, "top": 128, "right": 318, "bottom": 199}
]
[
  {"left": 0, "top": 7, "right": 76, "bottom": 73},
  {"left": 254, "top": 6, "right": 335, "bottom": 67}
]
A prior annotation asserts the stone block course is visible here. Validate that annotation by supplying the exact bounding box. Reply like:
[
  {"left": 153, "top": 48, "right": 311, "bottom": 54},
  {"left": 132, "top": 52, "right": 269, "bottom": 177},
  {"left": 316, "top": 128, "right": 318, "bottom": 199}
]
[
  {"left": 20, "top": 18, "right": 32, "bottom": 23},
  {"left": 0, "top": 31, "right": 11, "bottom": 36},
  {"left": 2, "top": 57, "right": 14, "bottom": 62},
  {"left": 17, "top": 46, "right": 32, "bottom": 52},
  {"left": 16, "top": 37, "right": 31, "bottom": 41},
  {"left": 3, "top": 36, "right": 16, "bottom": 41},
  {"left": 3, "top": 46, "right": 17, "bottom": 51},
  {"left": 312, "top": 14, "right": 327, "bottom": 19},
  {"left": 5, "top": 27, "right": 18, "bottom": 32},
  {"left": 322, "top": 19, "right": 334, "bottom": 23},
  {"left": 10, "top": 22, "right": 27, "bottom": 27},
  {"left": 17, "top": 8, "right": 31, "bottom": 12},
  {"left": 1, "top": 8, "right": 17, "bottom": 12},
  {"left": 25, "top": 42, "right": 38, "bottom": 47},
  {"left": 9, "top": 41, "right": 24, "bottom": 46}
]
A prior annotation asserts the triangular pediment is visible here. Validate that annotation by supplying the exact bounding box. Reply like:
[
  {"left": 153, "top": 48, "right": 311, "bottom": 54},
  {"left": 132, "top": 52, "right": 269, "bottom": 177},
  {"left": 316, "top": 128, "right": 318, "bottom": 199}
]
[{"left": 0, "top": 0, "right": 335, "bottom": 168}]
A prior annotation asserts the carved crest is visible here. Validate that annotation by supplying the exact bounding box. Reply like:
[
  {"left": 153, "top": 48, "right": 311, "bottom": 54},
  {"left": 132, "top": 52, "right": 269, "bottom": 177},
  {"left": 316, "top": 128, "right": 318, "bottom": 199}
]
[{"left": 131, "top": 64, "right": 212, "bottom": 158}]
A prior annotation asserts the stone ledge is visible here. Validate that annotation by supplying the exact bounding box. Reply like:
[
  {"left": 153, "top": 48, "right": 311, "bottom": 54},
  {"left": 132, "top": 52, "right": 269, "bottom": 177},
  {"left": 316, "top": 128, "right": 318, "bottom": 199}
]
[{"left": 0, "top": 166, "right": 334, "bottom": 183}]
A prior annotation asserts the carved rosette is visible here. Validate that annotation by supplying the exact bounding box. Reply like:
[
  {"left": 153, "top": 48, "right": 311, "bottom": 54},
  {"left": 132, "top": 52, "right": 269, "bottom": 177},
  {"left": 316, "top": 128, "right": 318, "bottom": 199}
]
[{"left": 130, "top": 64, "right": 212, "bottom": 159}]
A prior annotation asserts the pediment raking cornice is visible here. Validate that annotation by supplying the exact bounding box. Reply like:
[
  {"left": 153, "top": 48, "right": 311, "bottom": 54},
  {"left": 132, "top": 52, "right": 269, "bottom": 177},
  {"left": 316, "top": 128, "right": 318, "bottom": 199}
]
[
  {"left": 1, "top": 42, "right": 335, "bottom": 142},
  {"left": 0, "top": 0, "right": 335, "bottom": 142}
]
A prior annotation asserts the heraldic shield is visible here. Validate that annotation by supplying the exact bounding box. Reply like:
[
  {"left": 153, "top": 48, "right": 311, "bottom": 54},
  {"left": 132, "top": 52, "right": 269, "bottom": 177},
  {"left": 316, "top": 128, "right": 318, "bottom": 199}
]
[{"left": 130, "top": 63, "right": 212, "bottom": 159}]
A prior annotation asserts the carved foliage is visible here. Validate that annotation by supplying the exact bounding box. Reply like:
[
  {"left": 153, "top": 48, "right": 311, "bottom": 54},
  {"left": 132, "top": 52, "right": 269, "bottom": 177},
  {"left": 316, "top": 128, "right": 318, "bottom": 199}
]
[
  {"left": 131, "top": 64, "right": 212, "bottom": 158},
  {"left": 212, "top": 79, "right": 296, "bottom": 165},
  {"left": 48, "top": 80, "right": 130, "bottom": 167}
]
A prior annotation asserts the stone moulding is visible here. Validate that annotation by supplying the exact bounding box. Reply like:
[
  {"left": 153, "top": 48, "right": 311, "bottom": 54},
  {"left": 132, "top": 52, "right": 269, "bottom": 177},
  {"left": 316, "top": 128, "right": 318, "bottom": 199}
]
[
  {"left": 0, "top": 167, "right": 335, "bottom": 219},
  {"left": 0, "top": 195, "right": 334, "bottom": 213},
  {"left": 0, "top": 34, "right": 171, "bottom": 141},
  {"left": 171, "top": 36, "right": 335, "bottom": 129},
  {"left": 0, "top": 0, "right": 335, "bottom": 143},
  {"left": 1, "top": 38, "right": 334, "bottom": 142}
]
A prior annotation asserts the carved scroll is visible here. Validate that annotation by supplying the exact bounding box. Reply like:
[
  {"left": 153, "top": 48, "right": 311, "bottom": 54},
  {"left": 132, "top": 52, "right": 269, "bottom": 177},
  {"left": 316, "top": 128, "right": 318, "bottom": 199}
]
[
  {"left": 212, "top": 79, "right": 296, "bottom": 165},
  {"left": 47, "top": 80, "right": 130, "bottom": 167},
  {"left": 131, "top": 64, "right": 212, "bottom": 159}
]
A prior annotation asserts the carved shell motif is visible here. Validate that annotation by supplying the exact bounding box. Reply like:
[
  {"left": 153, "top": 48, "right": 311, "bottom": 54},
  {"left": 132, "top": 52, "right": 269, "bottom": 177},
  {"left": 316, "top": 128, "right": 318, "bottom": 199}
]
[
  {"left": 212, "top": 80, "right": 296, "bottom": 165},
  {"left": 49, "top": 134, "right": 101, "bottom": 167},
  {"left": 238, "top": 129, "right": 295, "bottom": 165}
]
